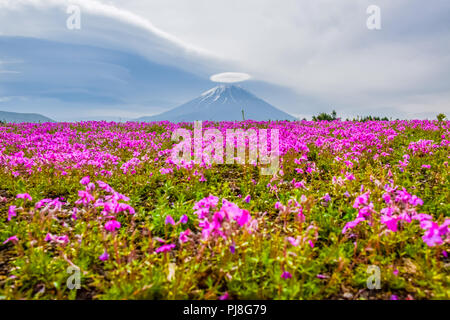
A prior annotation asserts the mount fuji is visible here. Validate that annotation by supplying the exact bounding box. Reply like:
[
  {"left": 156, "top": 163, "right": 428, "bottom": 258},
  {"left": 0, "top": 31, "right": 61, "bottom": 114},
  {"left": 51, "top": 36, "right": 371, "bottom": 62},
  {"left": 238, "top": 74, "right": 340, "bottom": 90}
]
[{"left": 137, "top": 85, "right": 297, "bottom": 122}]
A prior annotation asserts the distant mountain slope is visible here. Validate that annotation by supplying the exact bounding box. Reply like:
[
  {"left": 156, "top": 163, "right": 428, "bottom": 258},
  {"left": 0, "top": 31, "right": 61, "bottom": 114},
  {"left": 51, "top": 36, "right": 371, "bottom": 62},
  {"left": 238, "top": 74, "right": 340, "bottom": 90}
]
[
  {"left": 0, "top": 111, "right": 55, "bottom": 123},
  {"left": 137, "top": 85, "right": 297, "bottom": 122}
]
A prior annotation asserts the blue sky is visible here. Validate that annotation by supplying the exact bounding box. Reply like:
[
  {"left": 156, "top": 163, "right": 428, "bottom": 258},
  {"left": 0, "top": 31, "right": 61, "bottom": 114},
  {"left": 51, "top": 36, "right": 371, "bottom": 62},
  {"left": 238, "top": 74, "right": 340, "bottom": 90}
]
[{"left": 0, "top": 0, "right": 449, "bottom": 120}]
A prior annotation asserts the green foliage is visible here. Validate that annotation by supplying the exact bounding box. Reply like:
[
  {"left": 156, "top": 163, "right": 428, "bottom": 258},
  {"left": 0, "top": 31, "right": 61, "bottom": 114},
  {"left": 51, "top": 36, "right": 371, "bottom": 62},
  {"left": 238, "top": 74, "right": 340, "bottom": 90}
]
[
  {"left": 312, "top": 110, "right": 337, "bottom": 121},
  {"left": 437, "top": 113, "right": 446, "bottom": 122}
]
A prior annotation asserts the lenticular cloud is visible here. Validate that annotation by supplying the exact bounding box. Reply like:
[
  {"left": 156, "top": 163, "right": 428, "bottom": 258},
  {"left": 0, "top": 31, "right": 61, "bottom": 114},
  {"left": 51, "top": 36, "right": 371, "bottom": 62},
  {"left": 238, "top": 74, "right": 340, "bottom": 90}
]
[{"left": 210, "top": 72, "right": 251, "bottom": 83}]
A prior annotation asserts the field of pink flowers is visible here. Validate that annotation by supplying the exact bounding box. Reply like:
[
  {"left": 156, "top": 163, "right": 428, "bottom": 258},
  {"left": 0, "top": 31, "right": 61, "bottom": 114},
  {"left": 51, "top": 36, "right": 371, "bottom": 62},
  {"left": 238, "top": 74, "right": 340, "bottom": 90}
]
[{"left": 0, "top": 120, "right": 449, "bottom": 299}]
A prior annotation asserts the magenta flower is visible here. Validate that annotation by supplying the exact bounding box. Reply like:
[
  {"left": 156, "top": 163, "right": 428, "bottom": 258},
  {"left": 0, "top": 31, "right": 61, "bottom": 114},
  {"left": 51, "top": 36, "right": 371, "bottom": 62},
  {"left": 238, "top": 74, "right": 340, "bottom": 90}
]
[
  {"left": 155, "top": 243, "right": 176, "bottom": 253},
  {"left": 409, "top": 195, "right": 423, "bottom": 206},
  {"left": 3, "top": 235, "right": 18, "bottom": 245},
  {"left": 114, "top": 203, "right": 135, "bottom": 215},
  {"left": 274, "top": 202, "right": 283, "bottom": 210},
  {"left": 287, "top": 236, "right": 300, "bottom": 247},
  {"left": 382, "top": 193, "right": 391, "bottom": 204},
  {"left": 236, "top": 210, "right": 251, "bottom": 227},
  {"left": 390, "top": 295, "right": 399, "bottom": 300},
  {"left": 281, "top": 271, "right": 292, "bottom": 279},
  {"left": 353, "top": 192, "right": 369, "bottom": 209},
  {"left": 243, "top": 195, "right": 251, "bottom": 203},
  {"left": 381, "top": 215, "right": 398, "bottom": 232},
  {"left": 44, "top": 233, "right": 53, "bottom": 242},
  {"left": 35, "top": 199, "right": 53, "bottom": 209},
  {"left": 297, "top": 210, "right": 305, "bottom": 223},
  {"left": 99, "top": 250, "right": 109, "bottom": 261},
  {"left": 80, "top": 176, "right": 90, "bottom": 185},
  {"left": 44, "top": 233, "right": 69, "bottom": 246},
  {"left": 7, "top": 205, "right": 17, "bottom": 221},
  {"left": 219, "top": 292, "right": 229, "bottom": 300},
  {"left": 71, "top": 208, "right": 78, "bottom": 220},
  {"left": 96, "top": 180, "right": 115, "bottom": 193},
  {"left": 178, "top": 214, "right": 188, "bottom": 224},
  {"left": 422, "top": 227, "right": 443, "bottom": 247},
  {"left": 165, "top": 215, "right": 176, "bottom": 225},
  {"left": 104, "top": 220, "right": 121, "bottom": 232},
  {"left": 17, "top": 193, "right": 32, "bottom": 201},
  {"left": 342, "top": 217, "right": 365, "bottom": 234},
  {"left": 76, "top": 190, "right": 95, "bottom": 205},
  {"left": 179, "top": 229, "right": 191, "bottom": 243},
  {"left": 411, "top": 213, "right": 432, "bottom": 222}
]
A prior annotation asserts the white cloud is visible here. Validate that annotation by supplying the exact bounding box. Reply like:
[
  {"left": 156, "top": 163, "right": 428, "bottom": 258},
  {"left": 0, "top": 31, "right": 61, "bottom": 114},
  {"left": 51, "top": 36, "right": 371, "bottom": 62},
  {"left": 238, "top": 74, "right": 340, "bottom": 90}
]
[
  {"left": 0, "top": 0, "right": 225, "bottom": 74},
  {"left": 106, "top": 0, "right": 450, "bottom": 116},
  {"left": 210, "top": 72, "right": 251, "bottom": 83}
]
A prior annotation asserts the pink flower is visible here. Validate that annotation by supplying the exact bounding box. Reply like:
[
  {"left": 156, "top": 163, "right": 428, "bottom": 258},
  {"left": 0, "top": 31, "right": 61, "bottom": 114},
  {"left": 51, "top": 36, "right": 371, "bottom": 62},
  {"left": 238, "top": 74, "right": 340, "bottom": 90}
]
[
  {"left": 179, "top": 229, "right": 191, "bottom": 243},
  {"left": 165, "top": 215, "right": 176, "bottom": 225},
  {"left": 422, "top": 226, "right": 443, "bottom": 247},
  {"left": 17, "top": 193, "right": 32, "bottom": 201},
  {"left": 380, "top": 207, "right": 395, "bottom": 216},
  {"left": 44, "top": 233, "right": 53, "bottom": 242},
  {"left": 219, "top": 292, "right": 229, "bottom": 300},
  {"left": 345, "top": 173, "right": 355, "bottom": 181},
  {"left": 3, "top": 235, "right": 18, "bottom": 244},
  {"left": 193, "top": 195, "right": 219, "bottom": 219},
  {"left": 80, "top": 176, "right": 90, "bottom": 185},
  {"left": 274, "top": 202, "right": 283, "bottom": 210},
  {"left": 381, "top": 215, "right": 398, "bottom": 232},
  {"left": 342, "top": 217, "right": 365, "bottom": 234},
  {"left": 353, "top": 192, "right": 369, "bottom": 209},
  {"left": 297, "top": 211, "right": 305, "bottom": 223},
  {"left": 76, "top": 190, "right": 95, "bottom": 205},
  {"left": 357, "top": 204, "right": 374, "bottom": 219},
  {"left": 409, "top": 195, "right": 423, "bottom": 206},
  {"left": 104, "top": 220, "right": 121, "bottom": 232},
  {"left": 96, "top": 180, "right": 115, "bottom": 193},
  {"left": 44, "top": 233, "right": 69, "bottom": 245},
  {"left": 236, "top": 210, "right": 251, "bottom": 227},
  {"left": 99, "top": 250, "right": 109, "bottom": 261},
  {"left": 115, "top": 203, "right": 135, "bottom": 215},
  {"left": 281, "top": 271, "right": 292, "bottom": 279},
  {"left": 287, "top": 236, "right": 300, "bottom": 247},
  {"left": 390, "top": 295, "right": 399, "bottom": 300},
  {"left": 243, "top": 195, "right": 251, "bottom": 203},
  {"left": 155, "top": 243, "right": 176, "bottom": 253},
  {"left": 412, "top": 213, "right": 432, "bottom": 222},
  {"left": 35, "top": 199, "right": 53, "bottom": 209},
  {"left": 179, "top": 214, "right": 188, "bottom": 224},
  {"left": 7, "top": 205, "right": 17, "bottom": 221}
]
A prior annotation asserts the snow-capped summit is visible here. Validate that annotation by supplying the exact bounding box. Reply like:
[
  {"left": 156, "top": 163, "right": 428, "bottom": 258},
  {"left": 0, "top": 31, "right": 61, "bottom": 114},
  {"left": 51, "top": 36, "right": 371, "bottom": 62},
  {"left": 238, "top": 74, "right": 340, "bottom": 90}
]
[{"left": 138, "top": 85, "right": 296, "bottom": 122}]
